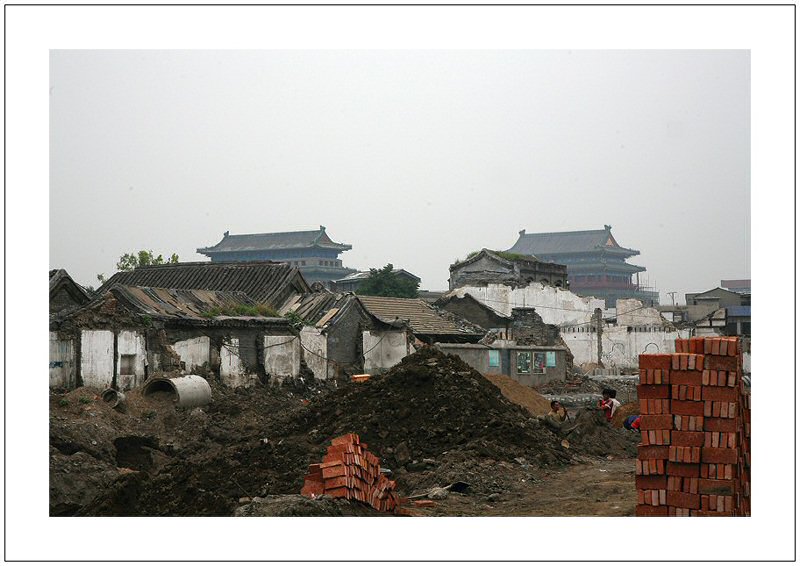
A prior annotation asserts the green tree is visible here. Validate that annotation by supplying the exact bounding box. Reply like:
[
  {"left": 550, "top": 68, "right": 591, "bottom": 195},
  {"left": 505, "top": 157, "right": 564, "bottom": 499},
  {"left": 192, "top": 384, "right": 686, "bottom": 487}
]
[
  {"left": 97, "top": 250, "right": 179, "bottom": 285},
  {"left": 116, "top": 250, "right": 179, "bottom": 271},
  {"left": 356, "top": 264, "right": 419, "bottom": 298}
]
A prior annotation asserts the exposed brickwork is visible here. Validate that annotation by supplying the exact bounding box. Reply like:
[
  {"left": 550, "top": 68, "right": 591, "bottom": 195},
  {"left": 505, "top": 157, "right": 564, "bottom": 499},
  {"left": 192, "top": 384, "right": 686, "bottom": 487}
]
[{"left": 636, "top": 337, "right": 750, "bottom": 516}]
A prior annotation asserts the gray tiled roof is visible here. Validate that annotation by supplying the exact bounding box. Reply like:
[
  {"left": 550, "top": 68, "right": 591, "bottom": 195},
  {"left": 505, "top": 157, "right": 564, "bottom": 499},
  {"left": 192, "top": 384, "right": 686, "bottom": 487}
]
[
  {"left": 356, "top": 295, "right": 484, "bottom": 336},
  {"left": 198, "top": 227, "right": 351, "bottom": 254},
  {"left": 508, "top": 226, "right": 639, "bottom": 256},
  {"left": 282, "top": 291, "right": 359, "bottom": 327},
  {"left": 97, "top": 261, "right": 310, "bottom": 308}
]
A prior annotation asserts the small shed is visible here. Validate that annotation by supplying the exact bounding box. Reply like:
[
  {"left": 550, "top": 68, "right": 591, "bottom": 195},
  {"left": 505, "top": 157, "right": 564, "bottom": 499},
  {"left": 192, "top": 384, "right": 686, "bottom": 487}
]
[{"left": 435, "top": 342, "right": 569, "bottom": 387}]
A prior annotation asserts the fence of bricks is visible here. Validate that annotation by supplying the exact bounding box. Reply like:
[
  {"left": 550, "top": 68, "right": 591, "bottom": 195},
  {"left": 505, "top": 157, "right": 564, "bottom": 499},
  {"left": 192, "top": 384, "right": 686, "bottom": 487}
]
[
  {"left": 636, "top": 336, "right": 751, "bottom": 516},
  {"left": 301, "top": 433, "right": 402, "bottom": 513}
]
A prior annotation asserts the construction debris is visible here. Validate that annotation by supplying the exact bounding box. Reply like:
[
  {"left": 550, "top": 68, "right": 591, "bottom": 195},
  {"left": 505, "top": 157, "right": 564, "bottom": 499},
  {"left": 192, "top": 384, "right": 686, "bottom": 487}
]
[{"left": 301, "top": 433, "right": 400, "bottom": 513}]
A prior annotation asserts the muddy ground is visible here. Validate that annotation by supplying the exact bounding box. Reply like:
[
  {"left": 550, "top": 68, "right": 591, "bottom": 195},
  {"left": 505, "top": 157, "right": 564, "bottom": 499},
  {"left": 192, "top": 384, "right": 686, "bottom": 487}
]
[{"left": 50, "top": 348, "right": 639, "bottom": 517}]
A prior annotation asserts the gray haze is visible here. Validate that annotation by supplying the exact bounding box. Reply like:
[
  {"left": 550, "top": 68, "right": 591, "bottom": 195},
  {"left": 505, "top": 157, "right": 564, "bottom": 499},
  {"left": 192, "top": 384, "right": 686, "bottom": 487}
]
[{"left": 50, "top": 50, "right": 750, "bottom": 302}]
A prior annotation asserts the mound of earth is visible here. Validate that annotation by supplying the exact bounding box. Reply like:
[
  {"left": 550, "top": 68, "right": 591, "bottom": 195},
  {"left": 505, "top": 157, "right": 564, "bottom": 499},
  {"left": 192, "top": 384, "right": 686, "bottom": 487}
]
[
  {"left": 611, "top": 402, "right": 639, "bottom": 428},
  {"left": 283, "top": 348, "right": 571, "bottom": 471},
  {"left": 483, "top": 373, "right": 553, "bottom": 416},
  {"left": 561, "top": 408, "right": 639, "bottom": 458}
]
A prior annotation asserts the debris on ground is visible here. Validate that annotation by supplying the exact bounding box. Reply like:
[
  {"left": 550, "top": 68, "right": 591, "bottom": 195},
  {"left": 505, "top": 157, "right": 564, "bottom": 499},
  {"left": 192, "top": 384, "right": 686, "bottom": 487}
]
[{"left": 50, "top": 347, "right": 639, "bottom": 517}]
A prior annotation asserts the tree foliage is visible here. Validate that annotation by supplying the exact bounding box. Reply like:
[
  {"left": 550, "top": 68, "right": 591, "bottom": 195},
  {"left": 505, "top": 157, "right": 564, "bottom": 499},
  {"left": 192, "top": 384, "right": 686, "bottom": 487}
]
[
  {"left": 97, "top": 250, "right": 179, "bottom": 285},
  {"left": 117, "top": 250, "right": 179, "bottom": 271},
  {"left": 356, "top": 264, "right": 419, "bottom": 298}
]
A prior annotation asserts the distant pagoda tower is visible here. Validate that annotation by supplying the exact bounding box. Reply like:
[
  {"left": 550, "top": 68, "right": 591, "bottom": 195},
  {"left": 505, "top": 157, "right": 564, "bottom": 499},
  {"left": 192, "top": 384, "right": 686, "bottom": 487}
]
[
  {"left": 197, "top": 226, "right": 356, "bottom": 285},
  {"left": 507, "top": 225, "right": 659, "bottom": 307}
]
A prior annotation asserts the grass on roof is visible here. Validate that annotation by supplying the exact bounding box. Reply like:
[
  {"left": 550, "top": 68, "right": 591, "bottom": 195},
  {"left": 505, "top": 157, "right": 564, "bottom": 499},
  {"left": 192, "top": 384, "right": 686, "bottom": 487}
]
[{"left": 201, "top": 303, "right": 279, "bottom": 318}]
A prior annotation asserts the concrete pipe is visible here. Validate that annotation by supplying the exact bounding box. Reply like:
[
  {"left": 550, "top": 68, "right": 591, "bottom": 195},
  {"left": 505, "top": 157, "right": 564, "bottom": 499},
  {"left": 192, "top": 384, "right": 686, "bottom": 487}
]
[
  {"left": 142, "top": 375, "right": 212, "bottom": 408},
  {"left": 101, "top": 388, "right": 126, "bottom": 408}
]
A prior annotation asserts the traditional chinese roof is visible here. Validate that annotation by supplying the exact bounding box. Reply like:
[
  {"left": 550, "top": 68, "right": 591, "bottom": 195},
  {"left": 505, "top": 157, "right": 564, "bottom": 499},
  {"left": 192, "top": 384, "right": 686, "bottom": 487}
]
[
  {"left": 507, "top": 225, "right": 639, "bottom": 257},
  {"left": 280, "top": 291, "right": 362, "bottom": 329},
  {"left": 197, "top": 226, "right": 351, "bottom": 255},
  {"left": 68, "top": 285, "right": 293, "bottom": 328},
  {"left": 97, "top": 261, "right": 310, "bottom": 309},
  {"left": 356, "top": 295, "right": 484, "bottom": 337},
  {"left": 334, "top": 268, "right": 421, "bottom": 284}
]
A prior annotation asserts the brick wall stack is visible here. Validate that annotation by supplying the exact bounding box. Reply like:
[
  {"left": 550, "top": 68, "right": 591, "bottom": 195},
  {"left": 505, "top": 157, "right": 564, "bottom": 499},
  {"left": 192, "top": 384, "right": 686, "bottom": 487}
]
[
  {"left": 636, "top": 337, "right": 751, "bottom": 516},
  {"left": 300, "top": 433, "right": 401, "bottom": 513}
]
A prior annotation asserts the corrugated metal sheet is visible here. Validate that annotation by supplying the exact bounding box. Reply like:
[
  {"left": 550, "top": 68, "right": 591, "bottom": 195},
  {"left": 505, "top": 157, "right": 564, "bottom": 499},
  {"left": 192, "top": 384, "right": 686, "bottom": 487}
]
[
  {"left": 726, "top": 306, "right": 751, "bottom": 318},
  {"left": 98, "top": 261, "right": 310, "bottom": 308}
]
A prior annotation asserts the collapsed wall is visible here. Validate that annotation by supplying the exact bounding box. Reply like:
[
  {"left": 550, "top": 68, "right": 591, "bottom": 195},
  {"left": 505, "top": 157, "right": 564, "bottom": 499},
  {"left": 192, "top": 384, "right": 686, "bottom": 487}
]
[{"left": 635, "top": 337, "right": 751, "bottom": 516}]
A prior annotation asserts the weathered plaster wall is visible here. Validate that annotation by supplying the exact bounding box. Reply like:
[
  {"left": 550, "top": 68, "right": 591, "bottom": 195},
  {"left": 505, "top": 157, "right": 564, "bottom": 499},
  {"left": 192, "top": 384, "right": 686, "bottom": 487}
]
[
  {"left": 325, "top": 305, "right": 365, "bottom": 378},
  {"left": 363, "top": 330, "right": 410, "bottom": 374},
  {"left": 452, "top": 283, "right": 604, "bottom": 325},
  {"left": 615, "top": 298, "right": 670, "bottom": 327},
  {"left": 300, "top": 327, "right": 328, "bottom": 380},
  {"left": 263, "top": 335, "right": 301, "bottom": 379},
  {"left": 116, "top": 330, "right": 147, "bottom": 391},
  {"left": 172, "top": 336, "right": 211, "bottom": 372},
  {"left": 220, "top": 336, "right": 258, "bottom": 388},
  {"left": 49, "top": 332, "right": 76, "bottom": 389},
  {"left": 80, "top": 330, "right": 114, "bottom": 389},
  {"left": 560, "top": 326, "right": 690, "bottom": 369}
]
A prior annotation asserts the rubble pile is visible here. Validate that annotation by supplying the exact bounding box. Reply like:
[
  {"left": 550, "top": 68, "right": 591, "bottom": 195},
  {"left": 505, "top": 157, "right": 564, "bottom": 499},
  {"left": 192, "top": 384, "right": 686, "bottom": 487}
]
[
  {"left": 288, "top": 347, "right": 571, "bottom": 471},
  {"left": 301, "top": 433, "right": 400, "bottom": 513},
  {"left": 635, "top": 337, "right": 751, "bottom": 517}
]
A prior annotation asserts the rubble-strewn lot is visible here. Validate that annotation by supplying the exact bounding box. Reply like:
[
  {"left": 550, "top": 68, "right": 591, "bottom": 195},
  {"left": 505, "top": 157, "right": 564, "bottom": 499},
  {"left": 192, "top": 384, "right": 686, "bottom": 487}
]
[{"left": 50, "top": 348, "right": 639, "bottom": 516}]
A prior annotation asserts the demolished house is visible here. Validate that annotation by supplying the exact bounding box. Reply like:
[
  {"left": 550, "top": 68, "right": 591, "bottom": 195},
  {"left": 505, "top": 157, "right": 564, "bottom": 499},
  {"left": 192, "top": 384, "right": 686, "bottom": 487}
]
[
  {"left": 279, "top": 291, "right": 404, "bottom": 380},
  {"left": 435, "top": 294, "right": 572, "bottom": 385},
  {"left": 355, "top": 295, "right": 486, "bottom": 374},
  {"left": 97, "top": 260, "right": 311, "bottom": 310},
  {"left": 50, "top": 269, "right": 92, "bottom": 314},
  {"left": 50, "top": 285, "right": 301, "bottom": 391},
  {"left": 448, "top": 249, "right": 568, "bottom": 290},
  {"left": 444, "top": 280, "right": 686, "bottom": 369}
]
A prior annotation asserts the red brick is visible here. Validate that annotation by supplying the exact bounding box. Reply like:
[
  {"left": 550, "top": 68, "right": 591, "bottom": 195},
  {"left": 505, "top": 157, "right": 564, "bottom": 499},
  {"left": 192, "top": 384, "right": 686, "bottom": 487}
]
[
  {"left": 667, "top": 490, "right": 700, "bottom": 509},
  {"left": 325, "top": 486, "right": 349, "bottom": 498},
  {"left": 672, "top": 431, "right": 704, "bottom": 446},
  {"left": 638, "top": 445, "right": 669, "bottom": 459},
  {"left": 640, "top": 354, "right": 673, "bottom": 370},
  {"left": 667, "top": 461, "right": 701, "bottom": 477},
  {"left": 698, "top": 478, "right": 735, "bottom": 495},
  {"left": 636, "top": 504, "right": 669, "bottom": 516},
  {"left": 701, "top": 385, "right": 737, "bottom": 402},
  {"left": 671, "top": 400, "right": 704, "bottom": 416},
  {"left": 636, "top": 474, "right": 668, "bottom": 490},
  {"left": 639, "top": 414, "right": 673, "bottom": 430},
  {"left": 637, "top": 384, "right": 670, "bottom": 399},
  {"left": 726, "top": 337, "right": 738, "bottom": 356},
  {"left": 331, "top": 433, "right": 359, "bottom": 446},
  {"left": 670, "top": 370, "right": 703, "bottom": 386},
  {"left": 704, "top": 355, "right": 739, "bottom": 371},
  {"left": 702, "top": 447, "right": 738, "bottom": 464}
]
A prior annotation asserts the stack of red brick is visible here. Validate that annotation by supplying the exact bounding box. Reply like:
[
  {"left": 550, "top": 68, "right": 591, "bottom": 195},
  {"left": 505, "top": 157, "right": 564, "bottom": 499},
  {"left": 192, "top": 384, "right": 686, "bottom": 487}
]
[
  {"left": 300, "top": 433, "right": 401, "bottom": 513},
  {"left": 636, "top": 337, "right": 751, "bottom": 516}
]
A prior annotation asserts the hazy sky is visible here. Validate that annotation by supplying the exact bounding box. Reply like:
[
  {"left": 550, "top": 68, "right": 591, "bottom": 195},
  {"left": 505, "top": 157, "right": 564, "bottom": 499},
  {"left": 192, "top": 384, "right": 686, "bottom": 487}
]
[{"left": 50, "top": 50, "right": 750, "bottom": 302}]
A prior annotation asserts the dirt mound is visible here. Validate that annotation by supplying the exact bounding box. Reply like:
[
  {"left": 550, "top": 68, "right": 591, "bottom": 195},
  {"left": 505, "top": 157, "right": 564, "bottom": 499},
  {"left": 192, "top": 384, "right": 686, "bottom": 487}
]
[
  {"left": 483, "top": 373, "right": 553, "bottom": 416},
  {"left": 283, "top": 348, "right": 570, "bottom": 471},
  {"left": 611, "top": 403, "right": 639, "bottom": 428},
  {"left": 561, "top": 408, "right": 639, "bottom": 458},
  {"left": 235, "top": 495, "right": 384, "bottom": 517}
]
